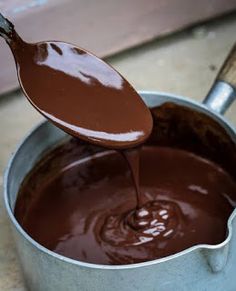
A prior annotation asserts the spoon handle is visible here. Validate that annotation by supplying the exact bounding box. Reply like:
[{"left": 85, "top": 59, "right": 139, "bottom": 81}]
[
  {"left": 0, "top": 13, "right": 14, "bottom": 41},
  {"left": 217, "top": 43, "right": 236, "bottom": 88}
]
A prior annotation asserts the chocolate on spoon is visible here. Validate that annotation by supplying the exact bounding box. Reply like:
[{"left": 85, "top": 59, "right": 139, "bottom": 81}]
[{"left": 0, "top": 13, "right": 153, "bottom": 149}]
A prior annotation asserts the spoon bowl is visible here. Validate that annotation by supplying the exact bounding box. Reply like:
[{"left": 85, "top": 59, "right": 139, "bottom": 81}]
[{"left": 0, "top": 13, "right": 153, "bottom": 149}]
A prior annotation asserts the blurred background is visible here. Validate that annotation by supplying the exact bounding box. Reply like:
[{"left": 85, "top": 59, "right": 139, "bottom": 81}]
[{"left": 0, "top": 0, "right": 236, "bottom": 289}]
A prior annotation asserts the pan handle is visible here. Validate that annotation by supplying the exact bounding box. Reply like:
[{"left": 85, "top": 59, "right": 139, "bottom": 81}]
[{"left": 203, "top": 43, "right": 236, "bottom": 115}]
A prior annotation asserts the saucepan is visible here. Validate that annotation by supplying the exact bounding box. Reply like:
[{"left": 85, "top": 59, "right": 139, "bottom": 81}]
[{"left": 3, "top": 45, "right": 236, "bottom": 290}]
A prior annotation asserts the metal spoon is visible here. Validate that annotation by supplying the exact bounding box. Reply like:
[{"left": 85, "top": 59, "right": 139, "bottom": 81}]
[{"left": 0, "top": 13, "right": 153, "bottom": 149}]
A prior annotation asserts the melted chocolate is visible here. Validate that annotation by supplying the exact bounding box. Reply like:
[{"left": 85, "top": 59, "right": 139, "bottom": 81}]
[
  {"left": 3, "top": 26, "right": 152, "bottom": 149},
  {"left": 2, "top": 16, "right": 236, "bottom": 266},
  {"left": 15, "top": 143, "right": 236, "bottom": 265},
  {"left": 122, "top": 148, "right": 144, "bottom": 208}
]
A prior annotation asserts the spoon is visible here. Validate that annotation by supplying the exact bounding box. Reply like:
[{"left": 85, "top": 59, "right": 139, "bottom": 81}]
[{"left": 0, "top": 13, "right": 153, "bottom": 149}]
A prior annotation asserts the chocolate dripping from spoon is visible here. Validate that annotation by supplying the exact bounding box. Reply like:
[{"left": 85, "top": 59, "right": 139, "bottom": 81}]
[{"left": 0, "top": 13, "right": 152, "bottom": 213}]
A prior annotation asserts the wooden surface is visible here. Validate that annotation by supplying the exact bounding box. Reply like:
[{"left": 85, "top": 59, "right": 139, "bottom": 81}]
[{"left": 0, "top": 0, "right": 236, "bottom": 95}]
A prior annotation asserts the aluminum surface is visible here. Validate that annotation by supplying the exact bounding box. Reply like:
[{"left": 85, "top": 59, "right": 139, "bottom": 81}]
[
  {"left": 203, "top": 81, "right": 236, "bottom": 114},
  {"left": 4, "top": 91, "right": 236, "bottom": 291}
]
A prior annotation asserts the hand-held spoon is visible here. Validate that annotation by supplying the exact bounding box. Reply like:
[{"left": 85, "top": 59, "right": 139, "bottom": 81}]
[{"left": 0, "top": 13, "right": 153, "bottom": 149}]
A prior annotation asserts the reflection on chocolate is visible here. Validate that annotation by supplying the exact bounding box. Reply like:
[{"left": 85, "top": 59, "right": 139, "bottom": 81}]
[
  {"left": 8, "top": 32, "right": 152, "bottom": 149},
  {"left": 15, "top": 143, "right": 236, "bottom": 265}
]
